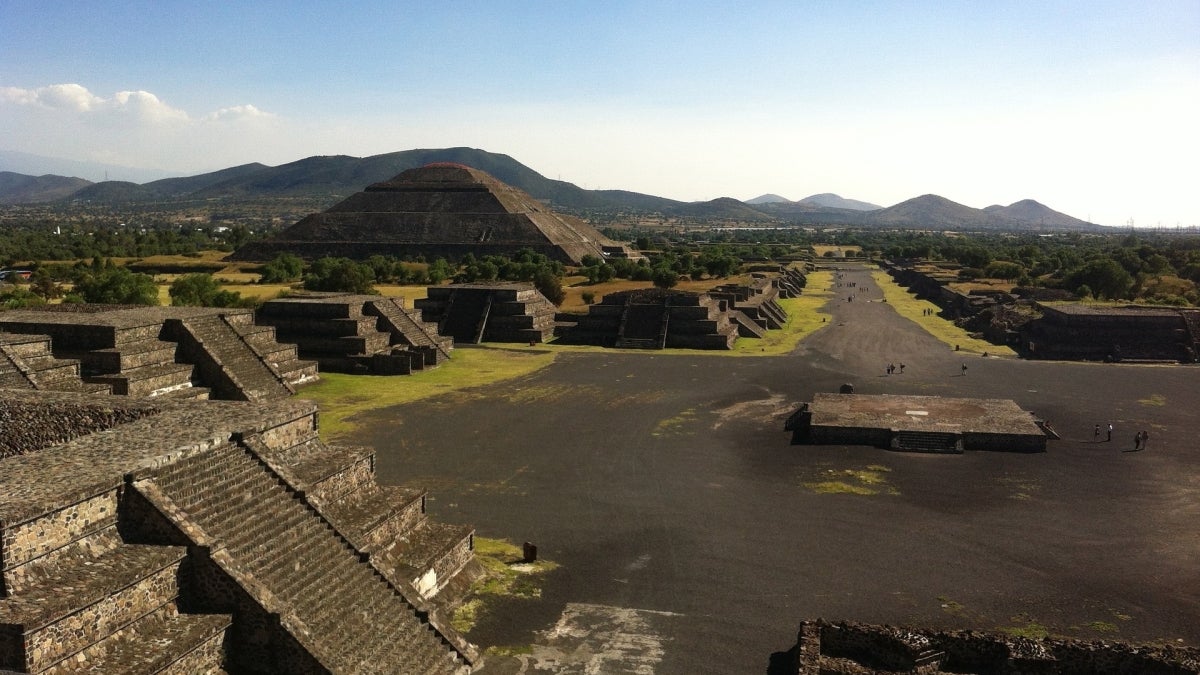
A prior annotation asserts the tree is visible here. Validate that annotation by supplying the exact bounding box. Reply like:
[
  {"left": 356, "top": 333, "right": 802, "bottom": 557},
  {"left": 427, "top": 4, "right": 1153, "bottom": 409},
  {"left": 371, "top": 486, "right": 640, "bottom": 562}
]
[
  {"left": 303, "top": 257, "right": 376, "bottom": 294},
  {"left": 533, "top": 268, "right": 565, "bottom": 305},
  {"left": 1067, "top": 259, "right": 1134, "bottom": 300},
  {"left": 651, "top": 266, "right": 679, "bottom": 289},
  {"left": 74, "top": 267, "right": 159, "bottom": 305},
  {"left": 169, "top": 273, "right": 246, "bottom": 307},
  {"left": 259, "top": 253, "right": 304, "bottom": 283}
]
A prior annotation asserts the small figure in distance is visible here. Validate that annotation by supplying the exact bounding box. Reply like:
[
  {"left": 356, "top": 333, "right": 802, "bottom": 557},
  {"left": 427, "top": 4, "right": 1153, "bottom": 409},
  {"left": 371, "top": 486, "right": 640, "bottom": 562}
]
[
  {"left": 899, "top": 363, "right": 905, "bottom": 374},
  {"left": 961, "top": 363, "right": 967, "bottom": 376},
  {"left": 1094, "top": 424, "right": 1101, "bottom": 442},
  {"left": 1107, "top": 423, "right": 1113, "bottom": 442}
]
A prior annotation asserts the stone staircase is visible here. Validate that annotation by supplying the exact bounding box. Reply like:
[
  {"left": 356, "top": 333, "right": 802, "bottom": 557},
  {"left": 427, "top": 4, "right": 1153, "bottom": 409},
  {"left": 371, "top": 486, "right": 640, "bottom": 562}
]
[
  {"left": 436, "top": 291, "right": 492, "bottom": 344},
  {"left": 141, "top": 439, "right": 473, "bottom": 674},
  {"left": 168, "top": 314, "right": 294, "bottom": 402},
  {"left": 891, "top": 430, "right": 963, "bottom": 454},
  {"left": 1, "top": 518, "right": 230, "bottom": 674},
  {"left": 223, "top": 313, "right": 320, "bottom": 387},
  {"left": 364, "top": 298, "right": 453, "bottom": 366},
  {"left": 0, "top": 333, "right": 105, "bottom": 394},
  {"left": 616, "top": 304, "right": 667, "bottom": 349}
]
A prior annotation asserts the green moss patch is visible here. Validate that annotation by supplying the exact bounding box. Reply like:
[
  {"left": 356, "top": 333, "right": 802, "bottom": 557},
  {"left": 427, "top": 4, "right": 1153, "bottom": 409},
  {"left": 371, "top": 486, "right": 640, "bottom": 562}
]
[{"left": 451, "top": 537, "right": 559, "bottom": 634}]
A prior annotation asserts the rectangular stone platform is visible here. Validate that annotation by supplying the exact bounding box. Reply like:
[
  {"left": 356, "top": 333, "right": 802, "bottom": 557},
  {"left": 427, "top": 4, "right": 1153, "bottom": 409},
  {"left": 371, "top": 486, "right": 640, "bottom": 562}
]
[{"left": 791, "top": 393, "right": 1048, "bottom": 453}]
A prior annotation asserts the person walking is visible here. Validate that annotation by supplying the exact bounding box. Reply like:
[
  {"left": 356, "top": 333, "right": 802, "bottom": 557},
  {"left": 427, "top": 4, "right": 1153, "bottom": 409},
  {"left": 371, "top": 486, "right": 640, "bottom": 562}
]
[
  {"left": 1094, "top": 424, "right": 1101, "bottom": 441},
  {"left": 961, "top": 363, "right": 968, "bottom": 376},
  {"left": 1141, "top": 430, "right": 1150, "bottom": 450},
  {"left": 1107, "top": 423, "right": 1113, "bottom": 442}
]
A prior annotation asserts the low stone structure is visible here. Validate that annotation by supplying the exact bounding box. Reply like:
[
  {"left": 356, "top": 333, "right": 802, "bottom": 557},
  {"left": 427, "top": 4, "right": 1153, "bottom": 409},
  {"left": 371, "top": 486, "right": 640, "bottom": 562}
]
[
  {"left": 562, "top": 288, "right": 740, "bottom": 350},
  {"left": 1021, "top": 303, "right": 1200, "bottom": 363},
  {"left": 790, "top": 619, "right": 1199, "bottom": 674},
  {"left": 0, "top": 389, "right": 478, "bottom": 673},
  {"left": 787, "top": 393, "right": 1049, "bottom": 453},
  {"left": 231, "top": 163, "right": 639, "bottom": 265},
  {"left": 256, "top": 293, "right": 453, "bottom": 374},
  {"left": 0, "top": 306, "right": 317, "bottom": 401},
  {"left": 709, "top": 276, "right": 789, "bottom": 337},
  {"left": 414, "top": 283, "right": 556, "bottom": 344}
]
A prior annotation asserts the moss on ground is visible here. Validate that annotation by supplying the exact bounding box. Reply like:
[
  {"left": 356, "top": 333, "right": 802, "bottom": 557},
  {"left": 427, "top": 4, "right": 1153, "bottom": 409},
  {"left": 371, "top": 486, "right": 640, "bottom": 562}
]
[
  {"left": 450, "top": 538, "right": 559, "bottom": 634},
  {"left": 803, "top": 465, "right": 896, "bottom": 496}
]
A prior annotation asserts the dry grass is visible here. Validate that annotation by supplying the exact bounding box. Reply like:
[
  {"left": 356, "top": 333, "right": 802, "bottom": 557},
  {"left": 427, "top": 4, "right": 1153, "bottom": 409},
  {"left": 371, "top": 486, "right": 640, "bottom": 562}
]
[{"left": 871, "top": 270, "right": 1015, "bottom": 357}]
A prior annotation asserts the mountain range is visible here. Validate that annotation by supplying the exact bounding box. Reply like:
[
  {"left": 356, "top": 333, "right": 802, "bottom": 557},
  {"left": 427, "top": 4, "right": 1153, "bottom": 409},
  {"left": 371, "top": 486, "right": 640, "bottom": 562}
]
[{"left": 0, "top": 147, "right": 1098, "bottom": 231}]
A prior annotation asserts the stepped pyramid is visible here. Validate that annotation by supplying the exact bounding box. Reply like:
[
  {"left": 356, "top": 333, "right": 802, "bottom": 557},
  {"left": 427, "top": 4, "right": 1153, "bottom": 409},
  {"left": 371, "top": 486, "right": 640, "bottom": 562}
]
[
  {"left": 0, "top": 389, "right": 479, "bottom": 673},
  {"left": 231, "top": 163, "right": 638, "bottom": 265}
]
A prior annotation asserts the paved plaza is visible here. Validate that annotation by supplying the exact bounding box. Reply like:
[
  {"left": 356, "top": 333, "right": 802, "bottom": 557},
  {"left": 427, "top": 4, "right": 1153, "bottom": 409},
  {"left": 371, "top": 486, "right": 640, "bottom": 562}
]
[{"left": 358, "top": 264, "right": 1199, "bottom": 673}]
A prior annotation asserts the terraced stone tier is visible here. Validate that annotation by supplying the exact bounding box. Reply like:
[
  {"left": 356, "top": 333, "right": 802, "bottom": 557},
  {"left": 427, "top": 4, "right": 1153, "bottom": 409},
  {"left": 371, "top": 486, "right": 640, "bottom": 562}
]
[
  {"left": 0, "top": 541, "right": 186, "bottom": 673},
  {"left": 51, "top": 602, "right": 231, "bottom": 675}
]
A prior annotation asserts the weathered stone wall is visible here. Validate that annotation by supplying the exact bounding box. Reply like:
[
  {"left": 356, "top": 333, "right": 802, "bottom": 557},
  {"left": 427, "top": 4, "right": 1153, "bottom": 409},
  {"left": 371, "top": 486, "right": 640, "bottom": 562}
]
[
  {"left": 0, "top": 400, "right": 159, "bottom": 458},
  {"left": 794, "top": 619, "right": 1200, "bottom": 674},
  {"left": 1, "top": 490, "right": 118, "bottom": 583}
]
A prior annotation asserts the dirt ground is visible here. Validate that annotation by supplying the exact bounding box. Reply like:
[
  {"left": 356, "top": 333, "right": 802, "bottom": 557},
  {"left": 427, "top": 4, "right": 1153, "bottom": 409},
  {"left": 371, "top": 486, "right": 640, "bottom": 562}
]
[{"left": 359, "top": 263, "right": 1200, "bottom": 673}]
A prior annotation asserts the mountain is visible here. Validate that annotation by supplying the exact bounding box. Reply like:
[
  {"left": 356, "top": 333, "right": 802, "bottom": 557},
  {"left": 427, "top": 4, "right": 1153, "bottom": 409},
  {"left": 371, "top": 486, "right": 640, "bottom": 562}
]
[
  {"left": 796, "top": 193, "right": 881, "bottom": 211},
  {"left": 0, "top": 172, "right": 92, "bottom": 203},
  {"left": 984, "top": 199, "right": 1090, "bottom": 229},
  {"left": 0, "top": 149, "right": 179, "bottom": 184},
  {"left": 865, "top": 194, "right": 990, "bottom": 228},
  {"left": 745, "top": 193, "right": 790, "bottom": 205},
  {"left": 0, "top": 147, "right": 1100, "bottom": 230}
]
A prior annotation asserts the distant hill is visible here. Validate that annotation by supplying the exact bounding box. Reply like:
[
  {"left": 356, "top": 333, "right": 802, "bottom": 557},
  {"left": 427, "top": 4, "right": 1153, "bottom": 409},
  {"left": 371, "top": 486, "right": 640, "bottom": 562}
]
[
  {"left": 796, "top": 193, "right": 881, "bottom": 211},
  {"left": 0, "top": 147, "right": 1100, "bottom": 230},
  {"left": 0, "top": 172, "right": 91, "bottom": 203},
  {"left": 983, "top": 199, "right": 1090, "bottom": 229},
  {"left": 745, "top": 193, "right": 790, "bottom": 205}
]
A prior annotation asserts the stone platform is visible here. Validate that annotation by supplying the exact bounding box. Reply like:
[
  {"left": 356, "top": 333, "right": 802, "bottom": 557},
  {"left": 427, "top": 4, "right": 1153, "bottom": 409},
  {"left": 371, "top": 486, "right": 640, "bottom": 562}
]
[{"left": 787, "top": 393, "right": 1049, "bottom": 453}]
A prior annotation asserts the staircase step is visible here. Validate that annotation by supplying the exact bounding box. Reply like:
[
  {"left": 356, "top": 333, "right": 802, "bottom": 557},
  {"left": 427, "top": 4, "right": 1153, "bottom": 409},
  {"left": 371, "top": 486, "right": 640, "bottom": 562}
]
[
  {"left": 51, "top": 603, "right": 231, "bottom": 675},
  {"left": 0, "top": 544, "right": 186, "bottom": 673},
  {"left": 324, "top": 485, "right": 427, "bottom": 552},
  {"left": 85, "top": 362, "right": 194, "bottom": 397}
]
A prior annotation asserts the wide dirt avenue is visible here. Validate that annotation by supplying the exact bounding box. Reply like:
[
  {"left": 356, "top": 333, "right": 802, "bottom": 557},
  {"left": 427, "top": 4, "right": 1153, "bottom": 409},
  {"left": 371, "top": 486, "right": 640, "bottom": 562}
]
[{"left": 360, "top": 264, "right": 1198, "bottom": 673}]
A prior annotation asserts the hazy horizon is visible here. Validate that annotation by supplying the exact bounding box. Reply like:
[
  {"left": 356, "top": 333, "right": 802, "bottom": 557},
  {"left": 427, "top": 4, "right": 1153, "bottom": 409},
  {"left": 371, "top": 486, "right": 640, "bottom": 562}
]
[{"left": 2, "top": 2, "right": 1196, "bottom": 227}]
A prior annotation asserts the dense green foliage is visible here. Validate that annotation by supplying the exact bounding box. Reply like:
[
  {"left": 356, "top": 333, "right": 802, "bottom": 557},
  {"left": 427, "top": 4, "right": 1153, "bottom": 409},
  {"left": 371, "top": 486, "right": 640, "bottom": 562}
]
[
  {"left": 169, "top": 273, "right": 249, "bottom": 307},
  {"left": 303, "top": 258, "right": 377, "bottom": 294},
  {"left": 73, "top": 264, "right": 159, "bottom": 305}
]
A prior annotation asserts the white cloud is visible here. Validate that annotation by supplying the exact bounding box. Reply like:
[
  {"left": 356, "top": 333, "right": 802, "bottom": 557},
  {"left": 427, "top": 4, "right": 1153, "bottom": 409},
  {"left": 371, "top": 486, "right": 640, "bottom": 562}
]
[
  {"left": 204, "top": 104, "right": 276, "bottom": 122},
  {"left": 0, "top": 83, "right": 284, "bottom": 172}
]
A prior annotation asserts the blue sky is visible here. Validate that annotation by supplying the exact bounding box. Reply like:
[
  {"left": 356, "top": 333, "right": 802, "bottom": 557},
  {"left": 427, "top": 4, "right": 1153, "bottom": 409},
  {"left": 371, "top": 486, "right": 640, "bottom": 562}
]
[{"left": 2, "top": 1, "right": 1197, "bottom": 226}]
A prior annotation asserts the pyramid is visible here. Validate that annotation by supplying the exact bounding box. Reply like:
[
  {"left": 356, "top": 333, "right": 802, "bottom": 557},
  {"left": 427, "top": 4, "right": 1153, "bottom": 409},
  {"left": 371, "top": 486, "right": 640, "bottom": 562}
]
[{"left": 233, "top": 163, "right": 635, "bottom": 264}]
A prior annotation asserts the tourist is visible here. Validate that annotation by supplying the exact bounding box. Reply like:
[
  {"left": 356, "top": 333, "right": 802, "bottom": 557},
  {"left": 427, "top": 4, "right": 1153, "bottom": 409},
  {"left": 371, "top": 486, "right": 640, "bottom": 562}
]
[
  {"left": 1141, "top": 430, "right": 1150, "bottom": 450},
  {"left": 961, "top": 363, "right": 967, "bottom": 376},
  {"left": 899, "top": 363, "right": 906, "bottom": 374},
  {"left": 1133, "top": 432, "right": 1142, "bottom": 451},
  {"left": 1094, "top": 424, "right": 1101, "bottom": 441},
  {"left": 1107, "top": 423, "right": 1113, "bottom": 442}
]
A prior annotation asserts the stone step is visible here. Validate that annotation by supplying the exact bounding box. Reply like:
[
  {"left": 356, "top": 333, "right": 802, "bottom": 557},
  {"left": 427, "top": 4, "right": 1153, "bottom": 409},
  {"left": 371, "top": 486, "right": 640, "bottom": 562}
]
[
  {"left": 324, "top": 485, "right": 427, "bottom": 553},
  {"left": 372, "top": 521, "right": 474, "bottom": 599},
  {"left": 280, "top": 442, "right": 375, "bottom": 502},
  {"left": 50, "top": 602, "right": 231, "bottom": 675},
  {"left": 82, "top": 339, "right": 179, "bottom": 374},
  {"left": 85, "top": 362, "right": 195, "bottom": 397},
  {"left": 0, "top": 543, "right": 187, "bottom": 673}
]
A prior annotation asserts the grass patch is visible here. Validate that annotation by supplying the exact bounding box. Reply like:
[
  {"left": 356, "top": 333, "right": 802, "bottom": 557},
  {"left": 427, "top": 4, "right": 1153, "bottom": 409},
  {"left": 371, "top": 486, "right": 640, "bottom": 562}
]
[
  {"left": 1138, "top": 393, "right": 1167, "bottom": 406},
  {"left": 653, "top": 408, "right": 697, "bottom": 436},
  {"left": 938, "top": 596, "right": 966, "bottom": 615},
  {"left": 802, "top": 466, "right": 896, "bottom": 496},
  {"left": 871, "top": 270, "right": 1015, "bottom": 356},
  {"left": 451, "top": 537, "right": 560, "bottom": 634},
  {"left": 1001, "top": 616, "right": 1051, "bottom": 640},
  {"left": 296, "top": 348, "right": 556, "bottom": 440},
  {"left": 485, "top": 645, "right": 535, "bottom": 657},
  {"left": 1086, "top": 621, "right": 1118, "bottom": 633}
]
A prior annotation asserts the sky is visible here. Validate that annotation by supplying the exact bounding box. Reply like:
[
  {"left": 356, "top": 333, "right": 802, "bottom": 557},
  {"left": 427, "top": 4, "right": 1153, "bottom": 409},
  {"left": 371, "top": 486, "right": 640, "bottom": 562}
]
[{"left": 1, "top": 1, "right": 1197, "bottom": 227}]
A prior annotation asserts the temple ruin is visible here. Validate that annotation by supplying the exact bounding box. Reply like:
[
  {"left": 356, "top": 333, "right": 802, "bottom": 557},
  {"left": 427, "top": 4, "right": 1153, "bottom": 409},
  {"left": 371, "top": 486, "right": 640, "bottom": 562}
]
[
  {"left": 255, "top": 294, "right": 453, "bottom": 374},
  {"left": 414, "top": 283, "right": 557, "bottom": 344},
  {"left": 1021, "top": 303, "right": 1200, "bottom": 363},
  {"left": 231, "top": 163, "right": 639, "bottom": 265},
  {"left": 0, "top": 306, "right": 317, "bottom": 401},
  {"left": 0, "top": 389, "right": 478, "bottom": 674},
  {"left": 789, "top": 619, "right": 1198, "bottom": 674},
  {"left": 787, "top": 393, "right": 1050, "bottom": 453},
  {"left": 561, "top": 288, "right": 741, "bottom": 349}
]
